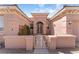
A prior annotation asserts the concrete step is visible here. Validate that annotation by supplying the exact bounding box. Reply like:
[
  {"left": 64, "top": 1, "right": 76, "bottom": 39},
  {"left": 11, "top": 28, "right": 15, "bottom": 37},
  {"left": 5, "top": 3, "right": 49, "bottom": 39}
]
[{"left": 33, "top": 48, "right": 49, "bottom": 54}]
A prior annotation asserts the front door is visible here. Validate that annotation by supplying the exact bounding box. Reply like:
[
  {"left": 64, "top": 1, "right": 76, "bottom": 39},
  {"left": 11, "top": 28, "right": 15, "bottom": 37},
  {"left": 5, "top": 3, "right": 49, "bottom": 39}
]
[{"left": 37, "top": 22, "right": 43, "bottom": 34}]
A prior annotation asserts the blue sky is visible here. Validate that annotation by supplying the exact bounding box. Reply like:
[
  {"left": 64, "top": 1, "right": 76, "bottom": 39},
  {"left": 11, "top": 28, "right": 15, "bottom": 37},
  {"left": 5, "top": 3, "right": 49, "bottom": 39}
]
[{"left": 18, "top": 4, "right": 64, "bottom": 18}]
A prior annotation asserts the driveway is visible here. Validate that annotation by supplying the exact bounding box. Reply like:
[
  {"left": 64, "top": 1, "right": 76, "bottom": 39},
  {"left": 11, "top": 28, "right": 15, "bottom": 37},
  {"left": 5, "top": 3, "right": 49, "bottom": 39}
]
[{"left": 0, "top": 48, "right": 79, "bottom": 54}]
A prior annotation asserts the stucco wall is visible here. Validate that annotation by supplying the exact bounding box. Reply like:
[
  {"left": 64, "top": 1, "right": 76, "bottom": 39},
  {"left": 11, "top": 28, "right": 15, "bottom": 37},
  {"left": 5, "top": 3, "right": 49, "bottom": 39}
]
[
  {"left": 44, "top": 35, "right": 56, "bottom": 50},
  {"left": 53, "top": 16, "right": 67, "bottom": 35},
  {"left": 4, "top": 36, "right": 34, "bottom": 50},
  {"left": 44, "top": 35, "right": 76, "bottom": 50},
  {"left": 4, "top": 14, "right": 30, "bottom": 35},
  {"left": 50, "top": 21, "right": 54, "bottom": 35},
  {"left": 56, "top": 35, "right": 76, "bottom": 48},
  {"left": 67, "top": 14, "right": 79, "bottom": 41},
  {"left": 0, "top": 31, "right": 4, "bottom": 43}
]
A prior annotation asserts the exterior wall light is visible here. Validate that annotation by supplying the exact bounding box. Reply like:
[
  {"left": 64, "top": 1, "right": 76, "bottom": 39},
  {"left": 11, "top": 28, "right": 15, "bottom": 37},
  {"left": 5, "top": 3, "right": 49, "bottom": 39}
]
[
  {"left": 47, "top": 26, "right": 49, "bottom": 29},
  {"left": 68, "top": 21, "right": 72, "bottom": 25}
]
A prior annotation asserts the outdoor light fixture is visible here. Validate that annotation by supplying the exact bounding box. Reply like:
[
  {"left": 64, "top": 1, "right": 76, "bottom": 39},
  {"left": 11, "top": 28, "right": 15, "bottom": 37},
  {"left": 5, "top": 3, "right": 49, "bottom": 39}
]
[{"left": 68, "top": 21, "right": 72, "bottom": 25}]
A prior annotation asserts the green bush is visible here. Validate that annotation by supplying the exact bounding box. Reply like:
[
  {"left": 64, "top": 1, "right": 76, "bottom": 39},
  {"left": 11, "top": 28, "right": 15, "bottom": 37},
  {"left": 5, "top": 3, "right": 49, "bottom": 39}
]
[{"left": 18, "top": 24, "right": 30, "bottom": 35}]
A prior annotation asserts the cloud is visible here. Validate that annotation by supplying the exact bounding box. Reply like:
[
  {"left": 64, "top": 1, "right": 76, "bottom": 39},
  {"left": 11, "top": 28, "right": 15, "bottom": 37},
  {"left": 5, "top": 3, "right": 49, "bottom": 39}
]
[
  {"left": 31, "top": 4, "right": 63, "bottom": 13},
  {"left": 31, "top": 8, "right": 55, "bottom": 13},
  {"left": 48, "top": 4, "right": 64, "bottom": 17},
  {"left": 56, "top": 4, "right": 63, "bottom": 10}
]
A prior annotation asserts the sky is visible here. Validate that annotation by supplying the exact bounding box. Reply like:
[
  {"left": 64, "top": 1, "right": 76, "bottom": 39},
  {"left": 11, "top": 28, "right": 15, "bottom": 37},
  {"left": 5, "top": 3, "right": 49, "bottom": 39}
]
[{"left": 18, "top": 4, "right": 64, "bottom": 18}]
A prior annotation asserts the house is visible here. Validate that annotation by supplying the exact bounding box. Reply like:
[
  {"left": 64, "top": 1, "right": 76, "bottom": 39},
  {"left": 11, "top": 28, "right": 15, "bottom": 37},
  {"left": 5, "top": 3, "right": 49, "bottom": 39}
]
[{"left": 0, "top": 5, "right": 78, "bottom": 50}]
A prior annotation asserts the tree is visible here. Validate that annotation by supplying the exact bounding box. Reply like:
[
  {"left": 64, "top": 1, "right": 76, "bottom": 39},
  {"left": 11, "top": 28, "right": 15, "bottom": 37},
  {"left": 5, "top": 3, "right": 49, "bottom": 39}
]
[{"left": 18, "top": 24, "right": 30, "bottom": 35}]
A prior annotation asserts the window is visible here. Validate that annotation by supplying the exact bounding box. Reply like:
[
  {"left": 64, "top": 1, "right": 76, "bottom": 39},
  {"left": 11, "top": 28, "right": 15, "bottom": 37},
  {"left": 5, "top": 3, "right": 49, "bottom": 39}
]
[{"left": 0, "top": 16, "right": 4, "bottom": 31}]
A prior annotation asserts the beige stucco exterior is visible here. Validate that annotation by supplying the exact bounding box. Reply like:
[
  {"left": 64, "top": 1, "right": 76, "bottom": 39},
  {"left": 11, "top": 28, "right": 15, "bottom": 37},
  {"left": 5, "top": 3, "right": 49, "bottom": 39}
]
[
  {"left": 66, "top": 14, "right": 79, "bottom": 41},
  {"left": 44, "top": 35, "right": 76, "bottom": 50},
  {"left": 4, "top": 36, "right": 34, "bottom": 50},
  {"left": 53, "top": 16, "right": 67, "bottom": 35}
]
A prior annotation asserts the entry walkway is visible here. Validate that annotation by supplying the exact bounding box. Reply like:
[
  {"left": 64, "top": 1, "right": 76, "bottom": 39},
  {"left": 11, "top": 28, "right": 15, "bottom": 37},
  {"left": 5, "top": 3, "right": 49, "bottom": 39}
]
[
  {"left": 34, "top": 48, "right": 49, "bottom": 54},
  {"left": 34, "top": 35, "right": 49, "bottom": 54}
]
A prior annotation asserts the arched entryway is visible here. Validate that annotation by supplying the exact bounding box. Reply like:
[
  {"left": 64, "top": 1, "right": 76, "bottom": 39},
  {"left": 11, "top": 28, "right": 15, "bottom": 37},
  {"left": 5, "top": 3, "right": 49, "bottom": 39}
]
[{"left": 37, "top": 22, "right": 43, "bottom": 34}]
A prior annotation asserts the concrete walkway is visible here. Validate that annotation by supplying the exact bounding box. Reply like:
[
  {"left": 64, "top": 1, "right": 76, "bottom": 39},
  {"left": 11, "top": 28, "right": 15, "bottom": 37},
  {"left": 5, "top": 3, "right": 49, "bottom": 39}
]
[{"left": 33, "top": 48, "right": 49, "bottom": 54}]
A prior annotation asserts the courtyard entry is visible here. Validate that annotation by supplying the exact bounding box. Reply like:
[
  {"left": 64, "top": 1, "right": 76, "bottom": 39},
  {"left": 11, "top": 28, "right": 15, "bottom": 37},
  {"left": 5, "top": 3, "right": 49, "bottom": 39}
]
[
  {"left": 34, "top": 35, "right": 47, "bottom": 48},
  {"left": 37, "top": 22, "right": 43, "bottom": 34},
  {"left": 34, "top": 35, "right": 49, "bottom": 53},
  {"left": 35, "top": 22, "right": 47, "bottom": 48}
]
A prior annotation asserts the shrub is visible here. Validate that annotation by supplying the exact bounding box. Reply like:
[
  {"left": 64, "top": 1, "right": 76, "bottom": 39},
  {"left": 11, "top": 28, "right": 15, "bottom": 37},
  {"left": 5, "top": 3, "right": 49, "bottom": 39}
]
[{"left": 18, "top": 24, "right": 30, "bottom": 35}]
